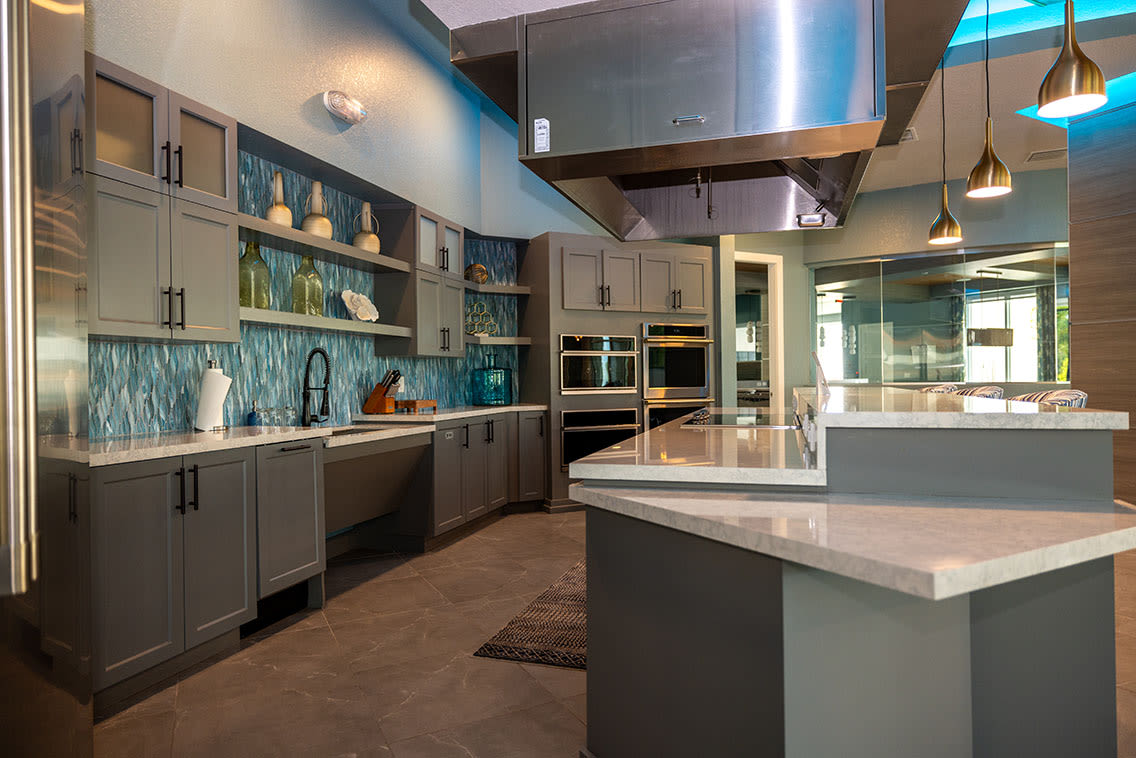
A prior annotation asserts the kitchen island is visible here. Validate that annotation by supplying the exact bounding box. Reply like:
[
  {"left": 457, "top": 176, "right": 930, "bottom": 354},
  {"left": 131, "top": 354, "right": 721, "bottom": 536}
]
[{"left": 569, "top": 387, "right": 1134, "bottom": 758}]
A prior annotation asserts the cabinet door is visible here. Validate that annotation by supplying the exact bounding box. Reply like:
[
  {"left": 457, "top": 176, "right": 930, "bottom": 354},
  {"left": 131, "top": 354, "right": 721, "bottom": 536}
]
[
  {"left": 86, "top": 55, "right": 167, "bottom": 194},
  {"left": 256, "top": 442, "right": 326, "bottom": 599},
  {"left": 183, "top": 449, "right": 256, "bottom": 649},
  {"left": 675, "top": 256, "right": 710, "bottom": 314},
  {"left": 562, "top": 247, "right": 604, "bottom": 310},
  {"left": 602, "top": 250, "right": 640, "bottom": 311},
  {"left": 504, "top": 412, "right": 520, "bottom": 504},
  {"left": 417, "top": 212, "right": 441, "bottom": 270},
  {"left": 432, "top": 425, "right": 465, "bottom": 535},
  {"left": 486, "top": 415, "right": 509, "bottom": 510},
  {"left": 168, "top": 92, "right": 238, "bottom": 213},
  {"left": 441, "top": 278, "right": 465, "bottom": 357},
  {"left": 171, "top": 198, "right": 239, "bottom": 342},
  {"left": 639, "top": 251, "right": 675, "bottom": 313},
  {"left": 88, "top": 174, "right": 172, "bottom": 339},
  {"left": 91, "top": 458, "right": 184, "bottom": 690},
  {"left": 518, "top": 412, "right": 548, "bottom": 502},
  {"left": 416, "top": 272, "right": 442, "bottom": 356},
  {"left": 37, "top": 73, "right": 84, "bottom": 199},
  {"left": 38, "top": 460, "right": 88, "bottom": 664},
  {"left": 442, "top": 223, "right": 463, "bottom": 276},
  {"left": 461, "top": 422, "right": 488, "bottom": 521}
]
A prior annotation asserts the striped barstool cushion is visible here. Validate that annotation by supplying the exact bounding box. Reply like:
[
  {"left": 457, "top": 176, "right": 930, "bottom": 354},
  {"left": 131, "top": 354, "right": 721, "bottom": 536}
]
[
  {"left": 1008, "top": 389, "right": 1088, "bottom": 408},
  {"left": 920, "top": 383, "right": 958, "bottom": 394},
  {"left": 952, "top": 385, "right": 1004, "bottom": 399}
]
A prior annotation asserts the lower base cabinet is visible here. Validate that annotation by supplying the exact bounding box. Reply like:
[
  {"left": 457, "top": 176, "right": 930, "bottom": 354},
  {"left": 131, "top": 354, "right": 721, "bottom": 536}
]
[
  {"left": 517, "top": 412, "right": 548, "bottom": 502},
  {"left": 255, "top": 441, "right": 325, "bottom": 598},
  {"left": 91, "top": 448, "right": 256, "bottom": 691}
]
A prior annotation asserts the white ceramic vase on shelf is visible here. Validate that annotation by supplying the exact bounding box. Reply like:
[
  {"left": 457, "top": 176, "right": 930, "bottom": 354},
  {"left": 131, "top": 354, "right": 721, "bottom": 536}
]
[
  {"left": 301, "top": 180, "right": 333, "bottom": 239},
  {"left": 352, "top": 201, "right": 381, "bottom": 253},
  {"left": 265, "top": 171, "right": 292, "bottom": 227}
]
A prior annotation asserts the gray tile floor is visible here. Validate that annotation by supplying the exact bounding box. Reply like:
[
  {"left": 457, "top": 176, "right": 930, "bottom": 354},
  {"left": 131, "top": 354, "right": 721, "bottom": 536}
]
[
  {"left": 96, "top": 512, "right": 1136, "bottom": 757},
  {"left": 95, "top": 510, "right": 588, "bottom": 758}
]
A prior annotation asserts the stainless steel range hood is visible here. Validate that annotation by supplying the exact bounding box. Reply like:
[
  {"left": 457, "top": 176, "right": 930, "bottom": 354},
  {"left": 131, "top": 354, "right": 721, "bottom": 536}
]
[{"left": 452, "top": 0, "right": 969, "bottom": 240}]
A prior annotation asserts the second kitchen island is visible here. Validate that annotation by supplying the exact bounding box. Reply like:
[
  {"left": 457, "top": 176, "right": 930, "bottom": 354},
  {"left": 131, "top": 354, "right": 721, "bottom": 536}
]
[{"left": 570, "top": 387, "right": 1135, "bottom": 758}]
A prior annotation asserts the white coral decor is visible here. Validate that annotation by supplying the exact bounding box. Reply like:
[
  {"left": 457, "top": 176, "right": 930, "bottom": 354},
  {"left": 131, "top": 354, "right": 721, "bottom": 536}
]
[{"left": 341, "top": 289, "right": 379, "bottom": 322}]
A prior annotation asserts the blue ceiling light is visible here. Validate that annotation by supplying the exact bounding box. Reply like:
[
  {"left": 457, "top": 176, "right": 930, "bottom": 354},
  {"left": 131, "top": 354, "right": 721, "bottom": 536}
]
[
  {"left": 1017, "top": 69, "right": 1136, "bottom": 126},
  {"left": 949, "top": 0, "right": 1136, "bottom": 48}
]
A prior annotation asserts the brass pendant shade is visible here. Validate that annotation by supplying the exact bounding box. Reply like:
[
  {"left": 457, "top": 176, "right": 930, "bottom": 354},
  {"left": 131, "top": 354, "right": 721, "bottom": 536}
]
[
  {"left": 1037, "top": 0, "right": 1107, "bottom": 118},
  {"left": 967, "top": 118, "right": 1012, "bottom": 198},
  {"left": 929, "top": 183, "right": 963, "bottom": 245}
]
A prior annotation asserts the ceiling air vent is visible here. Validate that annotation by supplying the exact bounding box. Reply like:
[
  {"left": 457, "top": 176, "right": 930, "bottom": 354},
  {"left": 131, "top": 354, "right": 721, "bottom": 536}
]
[
  {"left": 1026, "top": 147, "right": 1067, "bottom": 163},
  {"left": 899, "top": 127, "right": 918, "bottom": 143}
]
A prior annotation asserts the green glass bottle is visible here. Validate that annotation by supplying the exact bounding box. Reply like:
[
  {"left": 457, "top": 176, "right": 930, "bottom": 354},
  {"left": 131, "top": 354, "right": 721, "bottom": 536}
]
[
  {"left": 291, "top": 255, "right": 324, "bottom": 316},
  {"left": 238, "top": 241, "right": 271, "bottom": 309}
]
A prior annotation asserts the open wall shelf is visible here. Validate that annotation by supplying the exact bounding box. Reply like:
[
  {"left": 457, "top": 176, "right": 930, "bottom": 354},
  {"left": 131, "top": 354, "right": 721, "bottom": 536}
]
[
  {"left": 464, "top": 281, "right": 531, "bottom": 296},
  {"left": 463, "top": 334, "right": 532, "bottom": 346},
  {"left": 240, "top": 307, "right": 412, "bottom": 339},
  {"left": 238, "top": 214, "right": 410, "bottom": 274}
]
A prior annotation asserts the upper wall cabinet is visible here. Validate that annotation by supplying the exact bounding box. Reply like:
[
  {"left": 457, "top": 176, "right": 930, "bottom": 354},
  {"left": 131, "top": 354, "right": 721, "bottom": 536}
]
[
  {"left": 639, "top": 251, "right": 711, "bottom": 314},
  {"left": 563, "top": 246, "right": 709, "bottom": 314},
  {"left": 375, "top": 205, "right": 464, "bottom": 280},
  {"left": 86, "top": 55, "right": 237, "bottom": 213}
]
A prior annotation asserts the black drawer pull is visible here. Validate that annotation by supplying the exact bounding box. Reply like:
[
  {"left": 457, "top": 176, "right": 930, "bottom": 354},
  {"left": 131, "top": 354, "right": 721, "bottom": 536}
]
[
  {"left": 188, "top": 464, "right": 199, "bottom": 510},
  {"left": 175, "top": 467, "right": 186, "bottom": 514},
  {"left": 463, "top": 424, "right": 470, "bottom": 448},
  {"left": 279, "top": 443, "right": 311, "bottom": 453}
]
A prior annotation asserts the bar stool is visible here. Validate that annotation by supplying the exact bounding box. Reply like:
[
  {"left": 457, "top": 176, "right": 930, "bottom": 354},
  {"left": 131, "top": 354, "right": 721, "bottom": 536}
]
[
  {"left": 1007, "top": 389, "right": 1088, "bottom": 408},
  {"left": 952, "top": 385, "right": 1004, "bottom": 399},
  {"left": 920, "top": 383, "right": 958, "bottom": 394}
]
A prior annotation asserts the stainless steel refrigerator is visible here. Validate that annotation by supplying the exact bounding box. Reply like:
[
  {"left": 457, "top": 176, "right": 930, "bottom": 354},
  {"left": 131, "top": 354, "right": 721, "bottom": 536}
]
[{"left": 0, "top": 0, "right": 91, "bottom": 754}]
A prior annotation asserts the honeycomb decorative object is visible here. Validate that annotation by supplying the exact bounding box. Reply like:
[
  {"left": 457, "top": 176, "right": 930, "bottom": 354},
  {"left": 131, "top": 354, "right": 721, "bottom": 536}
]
[{"left": 464, "top": 301, "right": 499, "bottom": 335}]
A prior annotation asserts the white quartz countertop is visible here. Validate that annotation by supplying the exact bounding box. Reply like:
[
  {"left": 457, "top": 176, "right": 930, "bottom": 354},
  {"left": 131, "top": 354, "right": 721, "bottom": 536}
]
[
  {"left": 321, "top": 424, "right": 434, "bottom": 448},
  {"left": 569, "top": 418, "right": 823, "bottom": 487},
  {"left": 800, "top": 386, "right": 1129, "bottom": 431},
  {"left": 354, "top": 404, "right": 548, "bottom": 424},
  {"left": 571, "top": 482, "right": 1136, "bottom": 599}
]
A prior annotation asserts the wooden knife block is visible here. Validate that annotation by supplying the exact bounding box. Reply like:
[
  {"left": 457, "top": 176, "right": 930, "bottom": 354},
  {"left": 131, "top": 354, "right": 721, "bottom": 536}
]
[{"left": 363, "top": 384, "right": 396, "bottom": 414}]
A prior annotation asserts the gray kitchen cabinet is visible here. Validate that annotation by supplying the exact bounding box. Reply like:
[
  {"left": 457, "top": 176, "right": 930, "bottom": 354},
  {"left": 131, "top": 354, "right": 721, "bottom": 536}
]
[
  {"left": 256, "top": 441, "right": 326, "bottom": 599},
  {"left": 504, "top": 412, "right": 520, "bottom": 504},
  {"left": 415, "top": 272, "right": 443, "bottom": 356},
  {"left": 38, "top": 459, "right": 88, "bottom": 666},
  {"left": 91, "top": 458, "right": 184, "bottom": 691},
  {"left": 87, "top": 174, "right": 171, "bottom": 340},
  {"left": 171, "top": 199, "right": 239, "bottom": 342},
  {"left": 441, "top": 277, "right": 465, "bottom": 357},
  {"left": 90, "top": 448, "right": 258, "bottom": 690},
  {"left": 562, "top": 247, "right": 604, "bottom": 310},
  {"left": 518, "top": 412, "right": 548, "bottom": 502},
  {"left": 461, "top": 421, "right": 489, "bottom": 521},
  {"left": 167, "top": 92, "right": 238, "bottom": 213},
  {"left": 602, "top": 250, "right": 640, "bottom": 311},
  {"left": 415, "top": 208, "right": 464, "bottom": 277},
  {"left": 675, "top": 255, "right": 711, "bottom": 314},
  {"left": 432, "top": 423, "right": 466, "bottom": 535},
  {"left": 486, "top": 415, "right": 509, "bottom": 510},
  {"left": 182, "top": 449, "right": 256, "bottom": 649},
  {"left": 639, "top": 251, "right": 676, "bottom": 313}
]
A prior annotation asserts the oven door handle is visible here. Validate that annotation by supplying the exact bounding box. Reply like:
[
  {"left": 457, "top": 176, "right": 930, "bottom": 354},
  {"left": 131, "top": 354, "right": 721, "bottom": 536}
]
[{"left": 643, "top": 338, "right": 714, "bottom": 345}]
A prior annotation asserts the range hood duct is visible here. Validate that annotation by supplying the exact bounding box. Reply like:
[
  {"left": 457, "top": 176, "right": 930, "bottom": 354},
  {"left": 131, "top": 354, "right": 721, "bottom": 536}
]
[{"left": 452, "top": 0, "right": 968, "bottom": 240}]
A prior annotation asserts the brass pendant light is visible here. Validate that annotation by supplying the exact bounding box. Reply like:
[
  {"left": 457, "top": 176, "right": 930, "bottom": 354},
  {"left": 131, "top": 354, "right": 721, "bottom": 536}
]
[
  {"left": 967, "top": 0, "right": 1012, "bottom": 199},
  {"left": 930, "top": 59, "right": 963, "bottom": 246},
  {"left": 1037, "top": 0, "right": 1107, "bottom": 118}
]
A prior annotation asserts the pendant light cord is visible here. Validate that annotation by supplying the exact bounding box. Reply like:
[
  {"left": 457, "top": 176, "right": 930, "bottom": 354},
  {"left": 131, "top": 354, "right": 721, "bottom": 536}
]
[
  {"left": 985, "top": 0, "right": 991, "bottom": 118},
  {"left": 940, "top": 57, "right": 947, "bottom": 184}
]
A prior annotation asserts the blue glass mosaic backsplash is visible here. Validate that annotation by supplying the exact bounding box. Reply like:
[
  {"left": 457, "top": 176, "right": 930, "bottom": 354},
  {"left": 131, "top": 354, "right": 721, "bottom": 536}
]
[{"left": 88, "top": 153, "right": 522, "bottom": 439}]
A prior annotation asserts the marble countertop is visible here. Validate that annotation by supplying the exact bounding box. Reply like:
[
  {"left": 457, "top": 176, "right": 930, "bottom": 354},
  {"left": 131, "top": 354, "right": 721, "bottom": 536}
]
[
  {"left": 354, "top": 404, "right": 548, "bottom": 424},
  {"left": 798, "top": 386, "right": 1129, "bottom": 431},
  {"left": 570, "top": 481, "right": 1136, "bottom": 599},
  {"left": 569, "top": 420, "right": 823, "bottom": 487},
  {"left": 321, "top": 424, "right": 434, "bottom": 449}
]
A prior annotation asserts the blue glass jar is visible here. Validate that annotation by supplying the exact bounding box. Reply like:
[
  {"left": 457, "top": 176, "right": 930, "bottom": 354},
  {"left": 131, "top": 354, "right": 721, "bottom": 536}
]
[{"left": 472, "top": 366, "right": 512, "bottom": 406}]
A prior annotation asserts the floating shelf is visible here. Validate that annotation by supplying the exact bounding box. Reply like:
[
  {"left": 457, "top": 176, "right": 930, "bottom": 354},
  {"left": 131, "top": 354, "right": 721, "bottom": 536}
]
[
  {"left": 240, "top": 308, "right": 412, "bottom": 339},
  {"left": 463, "top": 334, "right": 532, "bottom": 346},
  {"left": 238, "top": 214, "right": 410, "bottom": 274},
  {"left": 463, "top": 281, "right": 531, "bottom": 296}
]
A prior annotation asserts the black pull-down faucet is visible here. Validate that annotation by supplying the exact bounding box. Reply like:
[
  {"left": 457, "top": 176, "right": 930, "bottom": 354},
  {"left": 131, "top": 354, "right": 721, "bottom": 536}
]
[{"left": 302, "top": 347, "right": 331, "bottom": 426}]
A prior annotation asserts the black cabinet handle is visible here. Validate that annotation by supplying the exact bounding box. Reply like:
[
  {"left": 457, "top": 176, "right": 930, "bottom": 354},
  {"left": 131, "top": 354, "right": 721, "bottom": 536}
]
[
  {"left": 440, "top": 246, "right": 448, "bottom": 271},
  {"left": 606, "top": 285, "right": 612, "bottom": 306},
  {"left": 598, "top": 285, "right": 604, "bottom": 306},
  {"left": 188, "top": 464, "right": 199, "bottom": 510},
  {"left": 67, "top": 473, "right": 77, "bottom": 523},
  {"left": 161, "top": 140, "right": 171, "bottom": 184},
  {"left": 177, "top": 288, "right": 186, "bottom": 329},
  {"left": 279, "top": 443, "right": 311, "bottom": 453},
  {"left": 161, "top": 287, "right": 174, "bottom": 327},
  {"left": 463, "top": 424, "right": 470, "bottom": 448},
  {"left": 174, "top": 145, "right": 184, "bottom": 187},
  {"left": 76, "top": 130, "right": 83, "bottom": 173},
  {"left": 175, "top": 467, "right": 186, "bottom": 514},
  {"left": 486, "top": 419, "right": 493, "bottom": 443},
  {"left": 677, "top": 289, "right": 683, "bottom": 309},
  {"left": 539, "top": 415, "right": 544, "bottom": 437}
]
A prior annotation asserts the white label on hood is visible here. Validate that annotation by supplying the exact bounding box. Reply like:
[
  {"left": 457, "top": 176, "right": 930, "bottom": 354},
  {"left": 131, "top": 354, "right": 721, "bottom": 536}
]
[{"left": 534, "top": 118, "right": 550, "bottom": 153}]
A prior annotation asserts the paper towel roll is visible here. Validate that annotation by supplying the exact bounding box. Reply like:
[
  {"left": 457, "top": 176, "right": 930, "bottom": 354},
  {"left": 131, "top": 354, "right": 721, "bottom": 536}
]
[{"left": 195, "top": 364, "right": 233, "bottom": 431}]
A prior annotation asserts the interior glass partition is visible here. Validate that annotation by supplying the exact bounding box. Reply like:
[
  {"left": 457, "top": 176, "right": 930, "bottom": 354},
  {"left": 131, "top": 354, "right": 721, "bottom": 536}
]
[{"left": 812, "top": 246, "right": 1065, "bottom": 385}]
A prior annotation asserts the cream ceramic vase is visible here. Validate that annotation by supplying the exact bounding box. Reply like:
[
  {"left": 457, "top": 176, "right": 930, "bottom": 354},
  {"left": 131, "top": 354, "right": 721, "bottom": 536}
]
[
  {"left": 301, "top": 180, "right": 333, "bottom": 239},
  {"left": 352, "top": 201, "right": 381, "bottom": 253},
  {"left": 265, "top": 171, "right": 293, "bottom": 227}
]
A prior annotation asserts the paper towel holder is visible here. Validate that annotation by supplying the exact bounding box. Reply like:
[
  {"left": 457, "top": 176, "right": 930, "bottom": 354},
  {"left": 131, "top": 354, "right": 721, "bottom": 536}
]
[{"left": 195, "top": 359, "right": 233, "bottom": 433}]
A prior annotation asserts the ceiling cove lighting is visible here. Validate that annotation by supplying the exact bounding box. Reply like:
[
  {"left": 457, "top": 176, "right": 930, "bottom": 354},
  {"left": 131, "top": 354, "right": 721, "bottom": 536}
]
[
  {"left": 967, "top": 0, "right": 1012, "bottom": 199},
  {"left": 930, "top": 60, "right": 963, "bottom": 246},
  {"left": 1037, "top": 0, "right": 1108, "bottom": 118}
]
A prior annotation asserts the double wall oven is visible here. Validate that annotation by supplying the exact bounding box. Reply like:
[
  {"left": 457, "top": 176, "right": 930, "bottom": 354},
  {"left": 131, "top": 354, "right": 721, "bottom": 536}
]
[{"left": 643, "top": 323, "right": 714, "bottom": 428}]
